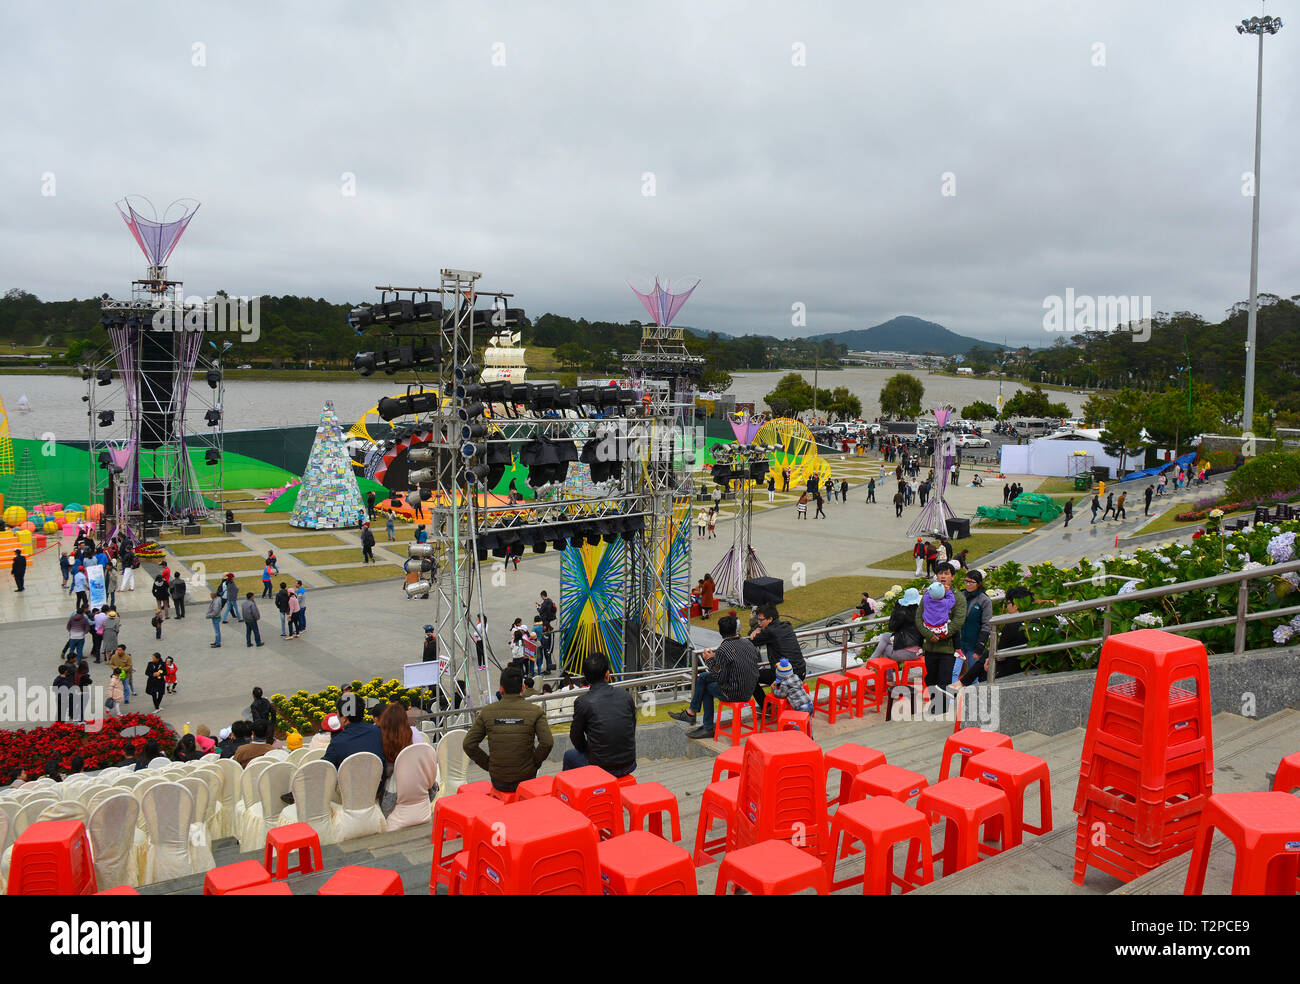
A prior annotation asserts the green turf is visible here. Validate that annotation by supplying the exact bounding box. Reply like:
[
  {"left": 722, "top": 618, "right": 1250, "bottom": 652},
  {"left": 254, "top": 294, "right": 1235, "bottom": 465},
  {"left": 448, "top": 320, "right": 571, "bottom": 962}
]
[
  {"left": 286, "top": 547, "right": 370, "bottom": 566},
  {"left": 264, "top": 533, "right": 347, "bottom": 549},
  {"left": 163, "top": 540, "right": 258, "bottom": 558},
  {"left": 775, "top": 575, "right": 903, "bottom": 628},
  {"left": 319, "top": 564, "right": 405, "bottom": 584},
  {"left": 873, "top": 532, "right": 1024, "bottom": 572}
]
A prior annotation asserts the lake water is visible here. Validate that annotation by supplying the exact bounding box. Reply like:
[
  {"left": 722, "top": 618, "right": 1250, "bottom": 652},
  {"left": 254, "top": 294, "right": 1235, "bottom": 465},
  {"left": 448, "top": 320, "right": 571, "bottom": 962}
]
[{"left": 0, "top": 368, "right": 1089, "bottom": 440}]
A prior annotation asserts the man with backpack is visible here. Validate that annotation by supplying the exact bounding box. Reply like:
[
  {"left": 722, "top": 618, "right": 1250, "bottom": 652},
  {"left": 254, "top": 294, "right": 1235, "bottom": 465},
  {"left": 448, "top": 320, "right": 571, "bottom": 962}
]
[
  {"left": 536, "top": 590, "right": 557, "bottom": 673},
  {"left": 219, "top": 572, "right": 242, "bottom": 623},
  {"left": 361, "top": 523, "right": 376, "bottom": 564}
]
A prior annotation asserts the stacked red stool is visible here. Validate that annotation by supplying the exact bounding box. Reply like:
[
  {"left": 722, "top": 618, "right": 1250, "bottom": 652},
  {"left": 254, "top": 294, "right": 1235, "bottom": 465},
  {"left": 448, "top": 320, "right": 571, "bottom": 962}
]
[
  {"left": 1072, "top": 629, "right": 1213, "bottom": 886},
  {"left": 1183, "top": 792, "right": 1300, "bottom": 895},
  {"left": 6, "top": 821, "right": 96, "bottom": 895},
  {"left": 733, "top": 731, "right": 829, "bottom": 858},
  {"left": 461, "top": 796, "right": 601, "bottom": 894},
  {"left": 430, "top": 792, "right": 502, "bottom": 892},
  {"left": 598, "top": 830, "right": 697, "bottom": 894},
  {"left": 554, "top": 765, "right": 624, "bottom": 840}
]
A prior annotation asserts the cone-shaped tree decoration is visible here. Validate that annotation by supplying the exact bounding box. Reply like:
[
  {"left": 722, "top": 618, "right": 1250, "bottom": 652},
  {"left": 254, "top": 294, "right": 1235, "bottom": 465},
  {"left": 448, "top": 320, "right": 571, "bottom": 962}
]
[
  {"left": 5, "top": 447, "right": 47, "bottom": 510},
  {"left": 290, "top": 403, "right": 365, "bottom": 529}
]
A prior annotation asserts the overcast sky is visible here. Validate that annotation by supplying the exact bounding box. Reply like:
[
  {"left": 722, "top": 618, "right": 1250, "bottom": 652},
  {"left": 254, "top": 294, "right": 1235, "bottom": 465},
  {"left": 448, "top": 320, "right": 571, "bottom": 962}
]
[{"left": 2, "top": 0, "right": 1296, "bottom": 346}]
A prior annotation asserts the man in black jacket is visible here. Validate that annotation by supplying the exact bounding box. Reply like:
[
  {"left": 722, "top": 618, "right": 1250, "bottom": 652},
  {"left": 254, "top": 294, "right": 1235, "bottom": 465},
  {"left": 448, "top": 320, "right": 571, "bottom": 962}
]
[
  {"left": 168, "top": 575, "right": 187, "bottom": 618},
  {"left": 957, "top": 586, "right": 1032, "bottom": 686},
  {"left": 360, "top": 523, "right": 376, "bottom": 564},
  {"left": 536, "top": 591, "right": 557, "bottom": 673},
  {"left": 11, "top": 549, "right": 26, "bottom": 592},
  {"left": 669, "top": 613, "right": 761, "bottom": 739},
  {"left": 747, "top": 603, "right": 806, "bottom": 713},
  {"left": 563, "top": 653, "right": 636, "bottom": 776}
]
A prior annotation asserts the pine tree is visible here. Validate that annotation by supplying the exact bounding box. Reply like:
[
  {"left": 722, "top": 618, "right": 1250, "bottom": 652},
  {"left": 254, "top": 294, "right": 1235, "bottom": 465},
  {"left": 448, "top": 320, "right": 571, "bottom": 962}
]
[{"left": 5, "top": 448, "right": 47, "bottom": 510}]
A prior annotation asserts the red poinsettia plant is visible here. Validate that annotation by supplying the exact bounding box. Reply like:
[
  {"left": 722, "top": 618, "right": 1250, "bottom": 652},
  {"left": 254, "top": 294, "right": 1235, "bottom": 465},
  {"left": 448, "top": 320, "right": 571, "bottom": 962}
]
[{"left": 0, "top": 713, "right": 177, "bottom": 785}]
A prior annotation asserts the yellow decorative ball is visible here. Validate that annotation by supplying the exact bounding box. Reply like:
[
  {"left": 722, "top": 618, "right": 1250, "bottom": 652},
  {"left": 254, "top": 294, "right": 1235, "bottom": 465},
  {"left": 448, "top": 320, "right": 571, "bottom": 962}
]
[
  {"left": 2, "top": 506, "right": 26, "bottom": 526},
  {"left": 43, "top": 520, "right": 59, "bottom": 533}
]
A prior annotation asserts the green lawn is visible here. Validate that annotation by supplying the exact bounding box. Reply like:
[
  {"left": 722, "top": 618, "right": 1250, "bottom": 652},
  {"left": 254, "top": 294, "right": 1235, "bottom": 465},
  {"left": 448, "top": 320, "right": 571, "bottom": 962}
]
[
  {"left": 266, "top": 533, "right": 347, "bottom": 548},
  {"left": 775, "top": 575, "right": 904, "bottom": 627},
  {"left": 289, "top": 547, "right": 368, "bottom": 566},
  {"left": 319, "top": 564, "right": 405, "bottom": 585},
  {"left": 174, "top": 553, "right": 266, "bottom": 573},
  {"left": 164, "top": 540, "right": 257, "bottom": 558},
  {"left": 873, "top": 532, "right": 1024, "bottom": 572},
  {"left": 1129, "top": 498, "right": 1299, "bottom": 537},
  {"left": 1033, "top": 477, "right": 1090, "bottom": 495}
]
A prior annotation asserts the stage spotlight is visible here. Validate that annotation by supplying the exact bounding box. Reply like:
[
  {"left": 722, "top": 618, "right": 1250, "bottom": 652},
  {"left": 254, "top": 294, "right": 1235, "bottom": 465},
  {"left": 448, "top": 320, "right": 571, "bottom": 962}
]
[
  {"left": 458, "top": 402, "right": 486, "bottom": 421},
  {"left": 408, "top": 467, "right": 436, "bottom": 485},
  {"left": 405, "top": 489, "right": 431, "bottom": 510},
  {"left": 378, "top": 391, "right": 441, "bottom": 421},
  {"left": 457, "top": 382, "right": 484, "bottom": 401},
  {"left": 397, "top": 345, "right": 415, "bottom": 369},
  {"left": 407, "top": 445, "right": 436, "bottom": 465},
  {"left": 454, "top": 363, "right": 479, "bottom": 381},
  {"left": 206, "top": 370, "right": 221, "bottom": 389},
  {"left": 712, "top": 466, "right": 733, "bottom": 487},
  {"left": 80, "top": 366, "right": 93, "bottom": 381},
  {"left": 461, "top": 421, "right": 488, "bottom": 442},
  {"left": 353, "top": 352, "right": 377, "bottom": 377},
  {"left": 404, "top": 580, "right": 431, "bottom": 599},
  {"left": 205, "top": 449, "right": 220, "bottom": 465},
  {"left": 97, "top": 411, "right": 115, "bottom": 427},
  {"left": 749, "top": 460, "right": 770, "bottom": 483},
  {"left": 529, "top": 382, "right": 558, "bottom": 411},
  {"left": 204, "top": 409, "right": 221, "bottom": 427},
  {"left": 413, "top": 299, "right": 443, "bottom": 322},
  {"left": 403, "top": 557, "right": 434, "bottom": 575},
  {"left": 347, "top": 306, "right": 375, "bottom": 332},
  {"left": 96, "top": 369, "right": 114, "bottom": 386},
  {"left": 467, "top": 462, "right": 491, "bottom": 484},
  {"left": 107, "top": 464, "right": 124, "bottom": 477},
  {"left": 408, "top": 543, "right": 435, "bottom": 559},
  {"left": 97, "top": 451, "right": 112, "bottom": 469},
  {"left": 372, "top": 299, "right": 414, "bottom": 325}
]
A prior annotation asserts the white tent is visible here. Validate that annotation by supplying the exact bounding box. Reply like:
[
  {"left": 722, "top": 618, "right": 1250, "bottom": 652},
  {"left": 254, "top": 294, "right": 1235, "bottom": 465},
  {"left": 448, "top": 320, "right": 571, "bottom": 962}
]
[{"left": 1000, "top": 438, "right": 1124, "bottom": 478}]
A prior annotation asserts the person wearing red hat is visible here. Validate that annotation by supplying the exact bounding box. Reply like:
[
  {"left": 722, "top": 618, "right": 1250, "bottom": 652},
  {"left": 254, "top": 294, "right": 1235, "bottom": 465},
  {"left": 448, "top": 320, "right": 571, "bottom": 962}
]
[
  {"left": 220, "top": 572, "right": 242, "bottom": 623},
  {"left": 310, "top": 711, "right": 341, "bottom": 750}
]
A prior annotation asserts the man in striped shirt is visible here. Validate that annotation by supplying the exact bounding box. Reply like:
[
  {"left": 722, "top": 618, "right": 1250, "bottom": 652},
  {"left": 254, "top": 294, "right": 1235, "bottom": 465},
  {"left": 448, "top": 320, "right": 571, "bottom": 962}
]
[{"left": 668, "top": 612, "right": 761, "bottom": 739}]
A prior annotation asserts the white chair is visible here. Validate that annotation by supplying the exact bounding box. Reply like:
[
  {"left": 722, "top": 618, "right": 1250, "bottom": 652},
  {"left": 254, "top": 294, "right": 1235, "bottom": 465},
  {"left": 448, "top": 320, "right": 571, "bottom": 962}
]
[
  {"left": 276, "top": 760, "right": 338, "bottom": 846},
  {"left": 194, "top": 767, "right": 225, "bottom": 842},
  {"left": 147, "top": 756, "right": 171, "bottom": 770},
  {"left": 0, "top": 799, "right": 59, "bottom": 885},
  {"left": 234, "top": 758, "right": 276, "bottom": 835},
  {"left": 139, "top": 783, "right": 209, "bottom": 884},
  {"left": 0, "top": 799, "right": 20, "bottom": 828},
  {"left": 209, "top": 758, "right": 242, "bottom": 839},
  {"left": 200, "top": 753, "right": 221, "bottom": 762},
  {"left": 264, "top": 749, "right": 290, "bottom": 762},
  {"left": 177, "top": 777, "right": 215, "bottom": 861},
  {"left": 237, "top": 761, "right": 293, "bottom": 853},
  {"left": 39, "top": 801, "right": 89, "bottom": 824},
  {"left": 434, "top": 729, "right": 470, "bottom": 800},
  {"left": 86, "top": 792, "right": 142, "bottom": 890},
  {"left": 297, "top": 747, "right": 326, "bottom": 765},
  {"left": 113, "top": 772, "right": 144, "bottom": 788},
  {"left": 286, "top": 747, "right": 311, "bottom": 767},
  {"left": 386, "top": 743, "right": 438, "bottom": 832},
  {"left": 331, "top": 753, "right": 385, "bottom": 842},
  {"left": 86, "top": 785, "right": 128, "bottom": 813}
]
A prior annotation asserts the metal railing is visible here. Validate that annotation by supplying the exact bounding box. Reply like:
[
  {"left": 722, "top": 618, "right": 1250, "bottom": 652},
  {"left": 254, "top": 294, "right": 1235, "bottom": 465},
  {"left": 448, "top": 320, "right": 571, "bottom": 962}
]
[{"left": 986, "top": 557, "right": 1300, "bottom": 681}]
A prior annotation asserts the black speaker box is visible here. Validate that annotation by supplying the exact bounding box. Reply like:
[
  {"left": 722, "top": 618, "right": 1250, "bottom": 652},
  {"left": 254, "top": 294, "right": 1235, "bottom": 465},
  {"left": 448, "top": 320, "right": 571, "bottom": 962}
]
[
  {"left": 223, "top": 522, "right": 243, "bottom": 533},
  {"left": 742, "top": 576, "right": 784, "bottom": 606}
]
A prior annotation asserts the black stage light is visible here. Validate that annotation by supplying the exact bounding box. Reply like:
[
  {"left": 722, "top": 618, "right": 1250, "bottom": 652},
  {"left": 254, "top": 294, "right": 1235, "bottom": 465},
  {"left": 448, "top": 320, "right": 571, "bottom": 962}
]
[
  {"left": 467, "top": 462, "right": 491, "bottom": 484},
  {"left": 749, "top": 460, "right": 770, "bottom": 483},
  {"left": 205, "top": 409, "right": 221, "bottom": 427},
  {"left": 454, "top": 362, "right": 479, "bottom": 381},
  {"left": 206, "top": 370, "right": 221, "bottom": 389},
  {"left": 97, "top": 411, "right": 115, "bottom": 427},
  {"left": 353, "top": 352, "right": 376, "bottom": 377},
  {"left": 712, "top": 466, "right": 733, "bottom": 487},
  {"left": 461, "top": 421, "right": 488, "bottom": 443},
  {"left": 459, "top": 402, "right": 486, "bottom": 421},
  {"left": 205, "top": 449, "right": 220, "bottom": 466},
  {"left": 398, "top": 345, "right": 415, "bottom": 369},
  {"left": 372, "top": 299, "right": 414, "bottom": 325},
  {"left": 97, "top": 451, "right": 112, "bottom": 468},
  {"left": 413, "top": 300, "right": 443, "bottom": 322},
  {"left": 554, "top": 388, "right": 580, "bottom": 412},
  {"left": 457, "top": 382, "right": 484, "bottom": 401},
  {"left": 529, "top": 382, "right": 558, "bottom": 411},
  {"left": 97, "top": 369, "right": 114, "bottom": 386},
  {"left": 347, "top": 306, "right": 374, "bottom": 332},
  {"left": 80, "top": 366, "right": 93, "bottom": 381}
]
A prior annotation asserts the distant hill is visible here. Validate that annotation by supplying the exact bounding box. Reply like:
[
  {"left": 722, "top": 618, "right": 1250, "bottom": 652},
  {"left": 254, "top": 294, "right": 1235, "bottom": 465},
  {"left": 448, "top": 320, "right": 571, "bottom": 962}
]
[
  {"left": 807, "top": 315, "right": 1004, "bottom": 356},
  {"left": 683, "top": 325, "right": 735, "bottom": 340}
]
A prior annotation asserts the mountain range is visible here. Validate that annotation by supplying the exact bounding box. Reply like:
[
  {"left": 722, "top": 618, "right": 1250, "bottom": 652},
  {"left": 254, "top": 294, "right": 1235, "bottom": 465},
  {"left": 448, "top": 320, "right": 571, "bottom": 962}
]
[{"left": 683, "top": 315, "right": 1004, "bottom": 356}]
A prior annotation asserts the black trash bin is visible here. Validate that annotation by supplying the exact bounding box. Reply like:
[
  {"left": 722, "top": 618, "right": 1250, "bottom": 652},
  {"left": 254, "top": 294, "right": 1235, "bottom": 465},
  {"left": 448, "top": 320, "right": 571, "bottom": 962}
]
[{"left": 946, "top": 517, "right": 971, "bottom": 539}]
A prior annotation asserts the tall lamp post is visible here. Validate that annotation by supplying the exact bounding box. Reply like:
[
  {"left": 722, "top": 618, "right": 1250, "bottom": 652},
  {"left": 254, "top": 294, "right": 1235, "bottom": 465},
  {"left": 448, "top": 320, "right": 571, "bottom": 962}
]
[{"left": 1237, "top": 10, "right": 1283, "bottom": 437}]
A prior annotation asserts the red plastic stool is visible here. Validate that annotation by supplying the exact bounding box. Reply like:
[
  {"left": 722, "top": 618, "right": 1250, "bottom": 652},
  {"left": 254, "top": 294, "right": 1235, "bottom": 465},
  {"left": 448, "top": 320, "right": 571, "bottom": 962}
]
[
  {"left": 825, "top": 744, "right": 888, "bottom": 809},
  {"left": 204, "top": 859, "right": 273, "bottom": 896},
  {"left": 915, "top": 778, "right": 1013, "bottom": 874},
  {"left": 716, "top": 839, "right": 829, "bottom": 895},
  {"left": 228, "top": 881, "right": 293, "bottom": 895},
  {"left": 620, "top": 781, "right": 682, "bottom": 841},
  {"left": 458, "top": 780, "right": 517, "bottom": 803},
  {"left": 463, "top": 797, "right": 601, "bottom": 895},
  {"left": 598, "top": 830, "right": 698, "bottom": 894},
  {"left": 1272, "top": 752, "right": 1300, "bottom": 794},
  {"left": 712, "top": 745, "right": 745, "bottom": 783},
  {"left": 6, "top": 820, "right": 96, "bottom": 895},
  {"left": 1184, "top": 792, "right": 1300, "bottom": 895},
  {"left": 516, "top": 775, "right": 555, "bottom": 799},
  {"left": 849, "top": 659, "right": 892, "bottom": 715},
  {"left": 95, "top": 885, "right": 140, "bottom": 895},
  {"left": 713, "top": 699, "right": 759, "bottom": 745},
  {"left": 826, "top": 796, "right": 934, "bottom": 894},
  {"left": 430, "top": 792, "right": 502, "bottom": 891},
  {"left": 264, "top": 822, "right": 324, "bottom": 880},
  {"left": 963, "top": 747, "right": 1052, "bottom": 847},
  {"left": 759, "top": 693, "right": 790, "bottom": 732},
  {"left": 777, "top": 710, "right": 812, "bottom": 738},
  {"left": 693, "top": 777, "right": 741, "bottom": 866},
  {"left": 318, "top": 866, "right": 404, "bottom": 895},
  {"left": 812, "top": 673, "right": 855, "bottom": 724},
  {"left": 554, "top": 765, "right": 624, "bottom": 840},
  {"left": 940, "top": 728, "right": 1014, "bottom": 781},
  {"left": 898, "top": 655, "right": 927, "bottom": 691},
  {"left": 448, "top": 850, "right": 469, "bottom": 895},
  {"left": 617, "top": 774, "right": 638, "bottom": 788},
  {"left": 849, "top": 763, "right": 928, "bottom": 806}
]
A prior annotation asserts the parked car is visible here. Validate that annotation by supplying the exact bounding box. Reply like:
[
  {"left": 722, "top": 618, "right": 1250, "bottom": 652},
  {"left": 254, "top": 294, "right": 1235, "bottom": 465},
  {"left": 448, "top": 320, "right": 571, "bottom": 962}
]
[{"left": 956, "top": 434, "right": 991, "bottom": 448}]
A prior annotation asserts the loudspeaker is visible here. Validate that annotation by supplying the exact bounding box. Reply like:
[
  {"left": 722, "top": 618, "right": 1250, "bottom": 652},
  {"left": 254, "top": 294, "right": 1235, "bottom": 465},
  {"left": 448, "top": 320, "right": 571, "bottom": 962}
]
[
  {"left": 742, "top": 576, "right": 784, "bottom": 606},
  {"left": 223, "top": 522, "right": 243, "bottom": 533},
  {"left": 183, "top": 524, "right": 202, "bottom": 536}
]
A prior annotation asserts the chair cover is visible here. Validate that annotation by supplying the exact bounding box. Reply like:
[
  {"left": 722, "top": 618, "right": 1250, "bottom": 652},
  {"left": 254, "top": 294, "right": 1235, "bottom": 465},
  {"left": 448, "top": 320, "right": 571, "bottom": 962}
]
[
  {"left": 39, "top": 801, "right": 89, "bottom": 824},
  {"left": 0, "top": 800, "right": 56, "bottom": 886},
  {"left": 0, "top": 799, "right": 19, "bottom": 828},
  {"left": 234, "top": 758, "right": 275, "bottom": 835},
  {"left": 386, "top": 743, "right": 438, "bottom": 831},
  {"left": 113, "top": 772, "right": 144, "bottom": 788},
  {"left": 210, "top": 759, "right": 242, "bottom": 839},
  {"left": 286, "top": 747, "right": 311, "bottom": 767},
  {"left": 330, "top": 752, "right": 385, "bottom": 842},
  {"left": 434, "top": 729, "right": 470, "bottom": 800},
  {"left": 200, "top": 753, "right": 221, "bottom": 762},
  {"left": 176, "top": 777, "right": 215, "bottom": 862},
  {"left": 298, "top": 748, "right": 326, "bottom": 765},
  {"left": 276, "top": 760, "right": 338, "bottom": 846},
  {"left": 87, "top": 792, "right": 142, "bottom": 890},
  {"left": 140, "top": 783, "right": 211, "bottom": 884},
  {"left": 148, "top": 756, "right": 171, "bottom": 770},
  {"left": 86, "top": 786, "right": 127, "bottom": 812},
  {"left": 263, "top": 748, "right": 290, "bottom": 762},
  {"left": 194, "top": 767, "right": 225, "bottom": 842},
  {"left": 237, "top": 761, "right": 293, "bottom": 852}
]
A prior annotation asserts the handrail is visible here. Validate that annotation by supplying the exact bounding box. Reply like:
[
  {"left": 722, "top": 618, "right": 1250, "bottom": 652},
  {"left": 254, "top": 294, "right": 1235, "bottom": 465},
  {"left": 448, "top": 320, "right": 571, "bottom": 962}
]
[{"left": 986, "top": 556, "right": 1300, "bottom": 681}]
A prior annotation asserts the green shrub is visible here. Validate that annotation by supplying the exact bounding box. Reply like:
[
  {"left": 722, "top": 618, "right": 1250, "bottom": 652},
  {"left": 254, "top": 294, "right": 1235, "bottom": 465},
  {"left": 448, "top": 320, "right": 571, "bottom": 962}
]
[
  {"left": 1205, "top": 449, "right": 1236, "bottom": 471},
  {"left": 1226, "top": 451, "right": 1300, "bottom": 501}
]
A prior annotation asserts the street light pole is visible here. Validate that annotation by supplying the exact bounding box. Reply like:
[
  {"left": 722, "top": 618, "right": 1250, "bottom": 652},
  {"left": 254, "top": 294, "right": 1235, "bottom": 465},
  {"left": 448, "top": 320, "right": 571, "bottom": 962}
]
[{"left": 1237, "top": 10, "right": 1283, "bottom": 436}]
